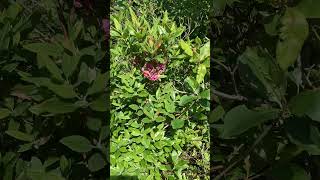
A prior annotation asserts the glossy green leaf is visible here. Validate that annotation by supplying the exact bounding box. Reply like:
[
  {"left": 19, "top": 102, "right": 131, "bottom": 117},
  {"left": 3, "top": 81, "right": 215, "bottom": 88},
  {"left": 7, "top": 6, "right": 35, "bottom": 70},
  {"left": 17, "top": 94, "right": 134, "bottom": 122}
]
[
  {"left": 222, "top": 105, "right": 279, "bottom": 138},
  {"left": 60, "top": 135, "right": 92, "bottom": 153}
]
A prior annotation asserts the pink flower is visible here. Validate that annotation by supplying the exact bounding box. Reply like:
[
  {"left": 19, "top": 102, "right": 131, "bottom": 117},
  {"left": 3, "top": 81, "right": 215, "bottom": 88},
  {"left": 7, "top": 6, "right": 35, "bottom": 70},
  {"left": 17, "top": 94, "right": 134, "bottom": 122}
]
[{"left": 141, "top": 61, "right": 166, "bottom": 81}]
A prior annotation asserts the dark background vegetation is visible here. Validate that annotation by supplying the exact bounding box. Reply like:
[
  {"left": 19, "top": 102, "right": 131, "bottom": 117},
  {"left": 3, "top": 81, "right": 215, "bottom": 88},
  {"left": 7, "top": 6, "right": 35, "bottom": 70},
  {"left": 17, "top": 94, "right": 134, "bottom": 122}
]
[{"left": 211, "top": 0, "right": 320, "bottom": 179}]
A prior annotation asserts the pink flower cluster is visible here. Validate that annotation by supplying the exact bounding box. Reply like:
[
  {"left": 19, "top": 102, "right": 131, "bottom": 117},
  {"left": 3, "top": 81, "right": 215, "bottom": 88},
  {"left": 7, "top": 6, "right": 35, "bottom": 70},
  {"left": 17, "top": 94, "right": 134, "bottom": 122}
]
[{"left": 141, "top": 62, "right": 166, "bottom": 81}]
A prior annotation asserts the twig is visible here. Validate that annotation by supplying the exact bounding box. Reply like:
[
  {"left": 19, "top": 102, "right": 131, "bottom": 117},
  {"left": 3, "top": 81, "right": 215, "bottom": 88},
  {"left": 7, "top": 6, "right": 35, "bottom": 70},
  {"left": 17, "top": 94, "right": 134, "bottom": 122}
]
[
  {"left": 212, "top": 58, "right": 230, "bottom": 72},
  {"left": 211, "top": 89, "right": 247, "bottom": 101},
  {"left": 231, "top": 64, "right": 239, "bottom": 94},
  {"left": 214, "top": 125, "right": 272, "bottom": 180}
]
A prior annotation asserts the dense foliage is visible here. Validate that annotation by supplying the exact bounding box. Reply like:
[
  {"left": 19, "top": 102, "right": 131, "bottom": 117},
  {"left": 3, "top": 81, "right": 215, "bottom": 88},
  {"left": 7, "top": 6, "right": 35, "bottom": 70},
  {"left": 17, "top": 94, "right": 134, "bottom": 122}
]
[
  {"left": 211, "top": 0, "right": 320, "bottom": 179},
  {"left": 0, "top": 1, "right": 108, "bottom": 179},
  {"left": 110, "top": 1, "right": 210, "bottom": 179}
]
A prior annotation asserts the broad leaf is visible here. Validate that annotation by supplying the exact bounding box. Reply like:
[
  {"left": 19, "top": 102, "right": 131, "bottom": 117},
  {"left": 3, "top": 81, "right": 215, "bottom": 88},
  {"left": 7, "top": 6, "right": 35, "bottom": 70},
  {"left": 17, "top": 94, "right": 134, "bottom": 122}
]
[
  {"left": 62, "top": 53, "right": 80, "bottom": 78},
  {"left": 285, "top": 117, "right": 320, "bottom": 155},
  {"left": 239, "top": 47, "right": 286, "bottom": 107},
  {"left": 276, "top": 8, "right": 309, "bottom": 71},
  {"left": 296, "top": 0, "right": 320, "bottom": 18},
  {"left": 29, "top": 98, "right": 78, "bottom": 115},
  {"left": 23, "top": 43, "right": 63, "bottom": 57},
  {"left": 171, "top": 119, "right": 184, "bottom": 129},
  {"left": 5, "top": 130, "right": 34, "bottom": 142},
  {"left": 179, "top": 40, "right": 193, "bottom": 56},
  {"left": 86, "top": 72, "right": 107, "bottom": 96},
  {"left": 222, "top": 105, "right": 279, "bottom": 138},
  {"left": 179, "top": 95, "right": 197, "bottom": 106},
  {"left": 289, "top": 90, "right": 320, "bottom": 122},
  {"left": 37, "top": 53, "right": 63, "bottom": 81},
  {"left": 88, "top": 153, "right": 106, "bottom": 172},
  {"left": 196, "top": 64, "right": 207, "bottom": 83},
  {"left": 60, "top": 135, "right": 92, "bottom": 153}
]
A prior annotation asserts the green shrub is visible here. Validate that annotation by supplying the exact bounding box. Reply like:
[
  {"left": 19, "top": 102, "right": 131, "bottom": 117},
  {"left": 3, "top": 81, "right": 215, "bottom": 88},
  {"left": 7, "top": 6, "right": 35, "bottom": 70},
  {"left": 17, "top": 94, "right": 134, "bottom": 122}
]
[
  {"left": 110, "top": 2, "right": 210, "bottom": 179},
  {"left": 0, "top": 1, "right": 108, "bottom": 179}
]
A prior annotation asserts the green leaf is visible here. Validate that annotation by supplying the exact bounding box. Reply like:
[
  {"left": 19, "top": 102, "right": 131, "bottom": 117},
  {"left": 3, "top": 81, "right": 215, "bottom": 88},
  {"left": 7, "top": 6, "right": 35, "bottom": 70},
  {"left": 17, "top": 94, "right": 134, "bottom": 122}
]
[
  {"left": 296, "top": 0, "right": 320, "bottom": 18},
  {"left": 77, "top": 62, "right": 96, "bottom": 84},
  {"left": 276, "top": 8, "right": 309, "bottom": 71},
  {"left": 128, "top": 7, "right": 140, "bottom": 27},
  {"left": 37, "top": 53, "right": 63, "bottom": 81},
  {"left": 89, "top": 94, "right": 107, "bottom": 112},
  {"left": 88, "top": 153, "right": 106, "bottom": 172},
  {"left": 86, "top": 117, "right": 101, "bottom": 132},
  {"left": 143, "top": 106, "right": 154, "bottom": 119},
  {"left": 6, "top": 3, "right": 22, "bottom": 19},
  {"left": 60, "top": 135, "right": 92, "bottom": 153},
  {"left": 23, "top": 43, "right": 63, "bottom": 57},
  {"left": 29, "top": 98, "right": 78, "bottom": 115},
  {"left": 164, "top": 100, "right": 175, "bottom": 113},
  {"left": 289, "top": 90, "right": 320, "bottom": 122},
  {"left": 222, "top": 105, "right": 279, "bottom": 138},
  {"left": 196, "top": 64, "right": 207, "bottom": 83},
  {"left": 60, "top": 155, "right": 69, "bottom": 175},
  {"left": 239, "top": 47, "right": 286, "bottom": 107},
  {"left": 179, "top": 40, "right": 193, "bottom": 56},
  {"left": 185, "top": 77, "right": 199, "bottom": 93},
  {"left": 62, "top": 53, "right": 80, "bottom": 78},
  {"left": 18, "top": 143, "right": 33, "bottom": 152},
  {"left": 210, "top": 105, "right": 225, "bottom": 123},
  {"left": 179, "top": 95, "right": 197, "bottom": 106},
  {"left": 70, "top": 19, "right": 83, "bottom": 40},
  {"left": 87, "top": 72, "right": 107, "bottom": 96},
  {"left": 199, "top": 41, "right": 210, "bottom": 61},
  {"left": 112, "top": 17, "right": 122, "bottom": 31},
  {"left": 199, "top": 89, "right": 210, "bottom": 100},
  {"left": 5, "top": 130, "right": 34, "bottom": 142},
  {"left": 46, "top": 83, "right": 77, "bottom": 99},
  {"left": 171, "top": 119, "right": 184, "bottom": 129},
  {"left": 285, "top": 117, "right": 320, "bottom": 155},
  {"left": 129, "top": 104, "right": 139, "bottom": 111},
  {"left": 264, "top": 14, "right": 281, "bottom": 36},
  {"left": 20, "top": 76, "right": 77, "bottom": 99},
  {"left": 0, "top": 108, "right": 11, "bottom": 119}
]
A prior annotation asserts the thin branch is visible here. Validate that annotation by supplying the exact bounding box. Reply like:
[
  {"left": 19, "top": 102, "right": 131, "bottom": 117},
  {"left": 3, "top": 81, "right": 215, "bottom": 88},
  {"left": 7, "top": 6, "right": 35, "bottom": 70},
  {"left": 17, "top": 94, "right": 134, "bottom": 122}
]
[{"left": 211, "top": 89, "right": 247, "bottom": 101}]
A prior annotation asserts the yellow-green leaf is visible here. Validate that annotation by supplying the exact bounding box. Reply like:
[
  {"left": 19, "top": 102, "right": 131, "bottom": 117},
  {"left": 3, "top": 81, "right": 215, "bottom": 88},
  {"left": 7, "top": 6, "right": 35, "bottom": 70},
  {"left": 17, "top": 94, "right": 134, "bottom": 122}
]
[{"left": 179, "top": 40, "right": 193, "bottom": 56}]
